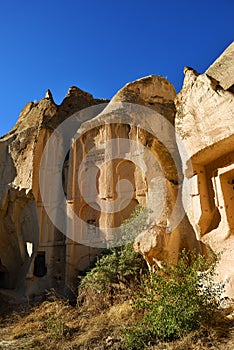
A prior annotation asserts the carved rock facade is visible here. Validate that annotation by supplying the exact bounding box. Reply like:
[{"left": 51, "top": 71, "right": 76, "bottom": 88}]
[
  {"left": 0, "top": 88, "right": 106, "bottom": 299},
  {"left": 175, "top": 42, "right": 234, "bottom": 297},
  {"left": 0, "top": 42, "right": 233, "bottom": 300}
]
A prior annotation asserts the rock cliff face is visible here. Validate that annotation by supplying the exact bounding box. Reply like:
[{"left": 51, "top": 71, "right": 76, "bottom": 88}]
[
  {"left": 0, "top": 42, "right": 233, "bottom": 300},
  {"left": 175, "top": 42, "right": 234, "bottom": 297},
  {"left": 66, "top": 75, "right": 201, "bottom": 287},
  {"left": 0, "top": 88, "right": 106, "bottom": 297}
]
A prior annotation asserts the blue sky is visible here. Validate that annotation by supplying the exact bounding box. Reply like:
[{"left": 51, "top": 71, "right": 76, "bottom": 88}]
[{"left": 0, "top": 0, "right": 233, "bottom": 136}]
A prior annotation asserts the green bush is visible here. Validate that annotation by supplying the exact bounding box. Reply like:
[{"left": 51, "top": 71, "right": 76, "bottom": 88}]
[
  {"left": 124, "top": 250, "right": 225, "bottom": 349},
  {"left": 79, "top": 206, "right": 149, "bottom": 293}
]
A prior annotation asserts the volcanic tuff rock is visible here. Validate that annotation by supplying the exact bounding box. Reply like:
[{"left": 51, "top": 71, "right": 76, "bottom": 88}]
[
  {"left": 205, "top": 41, "right": 234, "bottom": 91},
  {"left": 0, "top": 41, "right": 233, "bottom": 299},
  {"left": 111, "top": 75, "right": 176, "bottom": 123},
  {"left": 175, "top": 42, "right": 234, "bottom": 297},
  {"left": 72, "top": 75, "right": 201, "bottom": 276},
  {"left": 0, "top": 88, "right": 106, "bottom": 296}
]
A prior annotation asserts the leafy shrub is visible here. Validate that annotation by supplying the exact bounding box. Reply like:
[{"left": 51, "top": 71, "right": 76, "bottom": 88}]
[
  {"left": 80, "top": 242, "right": 147, "bottom": 293},
  {"left": 124, "top": 250, "right": 225, "bottom": 349},
  {"left": 79, "top": 206, "right": 149, "bottom": 294}
]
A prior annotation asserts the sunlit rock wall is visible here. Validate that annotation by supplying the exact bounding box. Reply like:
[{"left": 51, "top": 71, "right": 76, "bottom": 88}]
[
  {"left": 0, "top": 42, "right": 233, "bottom": 301},
  {"left": 175, "top": 42, "right": 234, "bottom": 297}
]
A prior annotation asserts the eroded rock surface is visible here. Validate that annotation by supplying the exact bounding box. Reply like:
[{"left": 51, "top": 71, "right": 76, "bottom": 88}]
[
  {"left": 0, "top": 88, "right": 105, "bottom": 298},
  {"left": 0, "top": 42, "right": 233, "bottom": 300},
  {"left": 69, "top": 76, "right": 200, "bottom": 283},
  {"left": 175, "top": 42, "right": 234, "bottom": 297},
  {"left": 206, "top": 41, "right": 234, "bottom": 91}
]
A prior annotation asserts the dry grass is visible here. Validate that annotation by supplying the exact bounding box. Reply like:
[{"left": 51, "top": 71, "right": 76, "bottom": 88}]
[
  {"left": 0, "top": 291, "right": 134, "bottom": 349},
  {"left": 0, "top": 291, "right": 234, "bottom": 350}
]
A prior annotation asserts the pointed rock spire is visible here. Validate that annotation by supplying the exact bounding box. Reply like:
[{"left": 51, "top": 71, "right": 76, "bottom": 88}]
[{"left": 45, "top": 89, "right": 53, "bottom": 100}]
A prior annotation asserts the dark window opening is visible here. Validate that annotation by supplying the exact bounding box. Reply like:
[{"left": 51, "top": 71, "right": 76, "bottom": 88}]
[
  {"left": 33, "top": 252, "right": 47, "bottom": 277},
  {"left": 0, "top": 259, "right": 10, "bottom": 288},
  {"left": 62, "top": 151, "right": 70, "bottom": 197},
  {"left": 0, "top": 271, "right": 10, "bottom": 288}
]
